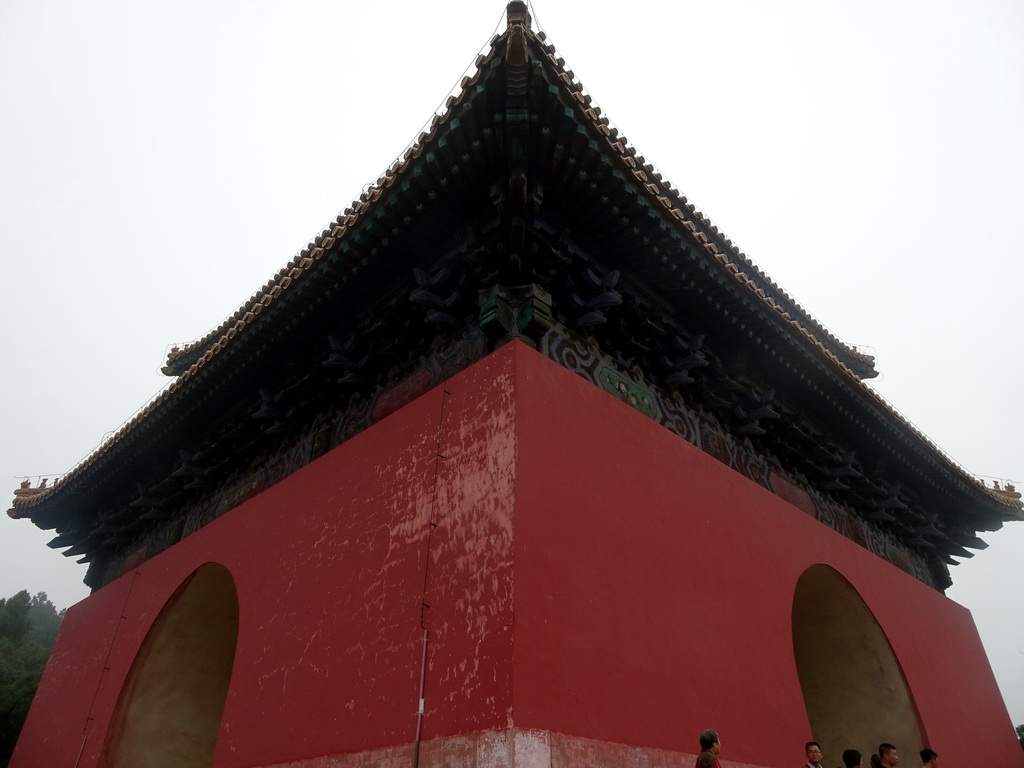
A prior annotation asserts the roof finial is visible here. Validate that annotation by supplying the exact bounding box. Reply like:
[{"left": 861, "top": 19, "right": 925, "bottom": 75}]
[{"left": 507, "top": 1, "right": 531, "bottom": 32}]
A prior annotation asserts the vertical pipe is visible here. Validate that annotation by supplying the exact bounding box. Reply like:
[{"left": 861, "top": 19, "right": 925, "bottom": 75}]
[{"left": 413, "top": 628, "right": 428, "bottom": 768}]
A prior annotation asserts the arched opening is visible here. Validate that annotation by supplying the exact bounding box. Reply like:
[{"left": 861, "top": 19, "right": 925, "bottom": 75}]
[
  {"left": 792, "top": 564, "right": 922, "bottom": 760},
  {"left": 101, "top": 563, "right": 239, "bottom": 768}
]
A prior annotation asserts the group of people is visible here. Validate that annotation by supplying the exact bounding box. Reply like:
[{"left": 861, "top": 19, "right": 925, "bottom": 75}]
[
  {"left": 693, "top": 730, "right": 940, "bottom": 768},
  {"left": 806, "top": 741, "right": 940, "bottom": 768}
]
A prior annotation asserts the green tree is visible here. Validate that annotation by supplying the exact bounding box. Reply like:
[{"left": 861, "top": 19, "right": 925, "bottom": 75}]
[
  {"left": 1016, "top": 723, "right": 1024, "bottom": 751},
  {"left": 0, "top": 591, "right": 64, "bottom": 767},
  {"left": 26, "top": 594, "right": 63, "bottom": 648},
  {"left": 0, "top": 593, "right": 31, "bottom": 648}
]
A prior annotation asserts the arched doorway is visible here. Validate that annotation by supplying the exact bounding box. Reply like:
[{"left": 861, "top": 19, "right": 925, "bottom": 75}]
[
  {"left": 100, "top": 563, "right": 239, "bottom": 768},
  {"left": 792, "top": 564, "right": 922, "bottom": 760}
]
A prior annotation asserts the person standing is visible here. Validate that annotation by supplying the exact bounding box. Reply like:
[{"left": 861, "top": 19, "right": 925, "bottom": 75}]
[
  {"left": 842, "top": 749, "right": 863, "bottom": 767},
  {"left": 919, "top": 748, "right": 938, "bottom": 767},
  {"left": 696, "top": 729, "right": 722, "bottom": 768},
  {"left": 878, "top": 743, "right": 899, "bottom": 767},
  {"left": 803, "top": 742, "right": 824, "bottom": 768}
]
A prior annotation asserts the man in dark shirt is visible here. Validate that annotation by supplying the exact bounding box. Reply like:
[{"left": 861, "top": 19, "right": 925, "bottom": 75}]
[{"left": 878, "top": 743, "right": 899, "bottom": 767}]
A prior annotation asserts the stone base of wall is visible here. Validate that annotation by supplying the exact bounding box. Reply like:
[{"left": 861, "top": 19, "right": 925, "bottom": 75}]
[{"left": 265, "top": 729, "right": 771, "bottom": 768}]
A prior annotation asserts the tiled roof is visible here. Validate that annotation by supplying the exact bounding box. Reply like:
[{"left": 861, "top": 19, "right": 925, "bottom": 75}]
[
  {"left": 164, "top": 33, "right": 875, "bottom": 384},
  {"left": 11, "top": 5, "right": 1018, "bottom": 531}
]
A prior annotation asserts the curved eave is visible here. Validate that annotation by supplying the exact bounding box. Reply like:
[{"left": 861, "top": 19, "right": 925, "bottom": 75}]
[{"left": 11, "top": 34, "right": 506, "bottom": 524}]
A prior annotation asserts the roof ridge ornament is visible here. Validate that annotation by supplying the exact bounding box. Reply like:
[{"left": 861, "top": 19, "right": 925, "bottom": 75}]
[
  {"left": 506, "top": 1, "right": 531, "bottom": 66},
  {"left": 507, "top": 1, "right": 531, "bottom": 31}
]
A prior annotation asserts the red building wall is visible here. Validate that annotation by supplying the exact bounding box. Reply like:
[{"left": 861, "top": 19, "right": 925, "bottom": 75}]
[
  {"left": 509, "top": 346, "right": 1019, "bottom": 764},
  {"left": 12, "top": 343, "right": 1021, "bottom": 768}
]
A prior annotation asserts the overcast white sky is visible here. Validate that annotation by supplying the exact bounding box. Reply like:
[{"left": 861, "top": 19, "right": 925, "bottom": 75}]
[{"left": 2, "top": 0, "right": 1023, "bottom": 726}]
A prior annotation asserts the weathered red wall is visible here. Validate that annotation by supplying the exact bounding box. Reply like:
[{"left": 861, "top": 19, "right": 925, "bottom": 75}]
[
  {"left": 13, "top": 351, "right": 518, "bottom": 768},
  {"left": 11, "top": 343, "right": 1021, "bottom": 768},
  {"left": 509, "top": 345, "right": 1022, "bottom": 766}
]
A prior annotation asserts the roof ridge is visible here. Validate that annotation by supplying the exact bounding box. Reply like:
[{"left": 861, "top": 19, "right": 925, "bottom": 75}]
[
  {"left": 530, "top": 29, "right": 876, "bottom": 379},
  {"left": 163, "top": 16, "right": 513, "bottom": 376},
  {"left": 14, "top": 30, "right": 513, "bottom": 511}
]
